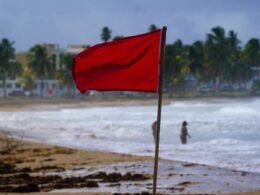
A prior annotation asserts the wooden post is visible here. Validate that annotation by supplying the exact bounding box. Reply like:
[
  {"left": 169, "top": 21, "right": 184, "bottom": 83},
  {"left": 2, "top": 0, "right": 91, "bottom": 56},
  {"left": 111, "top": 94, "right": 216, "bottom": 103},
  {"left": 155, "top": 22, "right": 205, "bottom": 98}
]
[{"left": 152, "top": 26, "right": 167, "bottom": 195}]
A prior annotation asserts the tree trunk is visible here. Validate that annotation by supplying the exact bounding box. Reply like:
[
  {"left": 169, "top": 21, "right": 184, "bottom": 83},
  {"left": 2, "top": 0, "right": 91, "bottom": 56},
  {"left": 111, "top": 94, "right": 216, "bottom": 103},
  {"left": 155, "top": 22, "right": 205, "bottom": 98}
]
[
  {"left": 68, "top": 85, "right": 72, "bottom": 97},
  {"left": 215, "top": 74, "right": 220, "bottom": 93},
  {"left": 3, "top": 72, "right": 7, "bottom": 98},
  {"left": 41, "top": 78, "right": 44, "bottom": 98}
]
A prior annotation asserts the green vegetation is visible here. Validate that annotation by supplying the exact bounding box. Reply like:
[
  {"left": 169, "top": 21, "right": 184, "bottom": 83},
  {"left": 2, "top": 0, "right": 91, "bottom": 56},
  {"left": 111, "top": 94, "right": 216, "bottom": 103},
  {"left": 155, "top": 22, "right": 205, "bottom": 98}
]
[
  {"left": 101, "top": 26, "right": 112, "bottom": 42},
  {"left": 0, "top": 39, "right": 22, "bottom": 98},
  {"left": 27, "top": 44, "right": 52, "bottom": 98},
  {"left": 164, "top": 26, "right": 260, "bottom": 91},
  {"left": 149, "top": 24, "right": 158, "bottom": 32},
  {"left": 20, "top": 71, "right": 35, "bottom": 94},
  {"left": 55, "top": 53, "right": 75, "bottom": 96}
]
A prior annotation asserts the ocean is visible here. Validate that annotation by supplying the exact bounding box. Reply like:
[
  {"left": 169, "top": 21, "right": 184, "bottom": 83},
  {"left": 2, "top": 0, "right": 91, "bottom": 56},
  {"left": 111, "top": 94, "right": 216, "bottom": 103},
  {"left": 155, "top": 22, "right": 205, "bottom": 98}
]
[{"left": 1, "top": 98, "right": 260, "bottom": 173}]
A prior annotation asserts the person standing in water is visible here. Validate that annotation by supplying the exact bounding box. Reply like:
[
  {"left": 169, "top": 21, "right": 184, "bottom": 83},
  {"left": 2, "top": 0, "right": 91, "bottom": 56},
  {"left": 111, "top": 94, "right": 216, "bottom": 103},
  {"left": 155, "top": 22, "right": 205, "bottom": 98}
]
[
  {"left": 152, "top": 121, "right": 157, "bottom": 143},
  {"left": 180, "top": 121, "right": 191, "bottom": 144}
]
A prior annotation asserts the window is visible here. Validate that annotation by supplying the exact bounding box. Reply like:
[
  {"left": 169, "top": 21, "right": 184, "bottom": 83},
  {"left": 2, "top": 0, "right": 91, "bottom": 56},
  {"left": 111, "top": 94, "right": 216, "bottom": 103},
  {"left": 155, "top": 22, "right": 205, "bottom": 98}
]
[
  {"left": 15, "top": 83, "right": 21, "bottom": 89},
  {"left": 7, "top": 84, "right": 12, "bottom": 88},
  {"left": 52, "top": 83, "right": 57, "bottom": 89}
]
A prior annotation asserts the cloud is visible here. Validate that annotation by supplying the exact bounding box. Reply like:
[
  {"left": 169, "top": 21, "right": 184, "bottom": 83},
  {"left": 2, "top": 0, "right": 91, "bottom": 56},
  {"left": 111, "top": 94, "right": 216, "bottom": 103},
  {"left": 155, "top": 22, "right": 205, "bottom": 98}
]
[{"left": 0, "top": 0, "right": 259, "bottom": 51}]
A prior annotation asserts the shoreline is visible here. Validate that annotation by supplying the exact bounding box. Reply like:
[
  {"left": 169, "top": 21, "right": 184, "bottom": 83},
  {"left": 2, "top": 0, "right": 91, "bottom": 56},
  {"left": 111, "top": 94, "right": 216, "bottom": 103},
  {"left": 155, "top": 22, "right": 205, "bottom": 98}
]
[
  {"left": 1, "top": 133, "right": 260, "bottom": 195},
  {"left": 0, "top": 96, "right": 259, "bottom": 112},
  {"left": 0, "top": 132, "right": 153, "bottom": 169}
]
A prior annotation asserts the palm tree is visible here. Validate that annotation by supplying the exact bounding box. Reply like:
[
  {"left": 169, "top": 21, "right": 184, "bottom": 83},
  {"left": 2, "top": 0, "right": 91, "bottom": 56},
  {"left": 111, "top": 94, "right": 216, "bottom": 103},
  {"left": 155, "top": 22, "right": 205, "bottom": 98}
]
[
  {"left": 164, "top": 39, "right": 191, "bottom": 93},
  {"left": 241, "top": 38, "right": 260, "bottom": 67},
  {"left": 101, "top": 26, "right": 112, "bottom": 42},
  {"left": 226, "top": 30, "right": 241, "bottom": 82},
  {"left": 0, "top": 38, "right": 22, "bottom": 98},
  {"left": 112, "top": 35, "right": 124, "bottom": 41},
  {"left": 173, "top": 39, "right": 185, "bottom": 76},
  {"left": 20, "top": 71, "right": 35, "bottom": 94},
  {"left": 188, "top": 41, "right": 204, "bottom": 79},
  {"left": 56, "top": 53, "right": 75, "bottom": 96},
  {"left": 148, "top": 24, "right": 158, "bottom": 32},
  {"left": 240, "top": 38, "right": 260, "bottom": 83},
  {"left": 7, "top": 60, "right": 22, "bottom": 79},
  {"left": 164, "top": 40, "right": 184, "bottom": 86},
  {"left": 27, "top": 44, "right": 52, "bottom": 98},
  {"left": 227, "top": 30, "right": 240, "bottom": 52},
  {"left": 205, "top": 26, "right": 229, "bottom": 88}
]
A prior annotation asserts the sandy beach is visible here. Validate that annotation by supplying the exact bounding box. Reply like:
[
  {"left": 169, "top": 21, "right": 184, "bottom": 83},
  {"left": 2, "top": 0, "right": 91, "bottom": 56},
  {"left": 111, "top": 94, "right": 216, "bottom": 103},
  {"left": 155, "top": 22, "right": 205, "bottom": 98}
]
[
  {"left": 1, "top": 132, "right": 260, "bottom": 195},
  {"left": 0, "top": 132, "right": 153, "bottom": 193},
  {"left": 0, "top": 97, "right": 162, "bottom": 111},
  {"left": 1, "top": 98, "right": 260, "bottom": 195}
]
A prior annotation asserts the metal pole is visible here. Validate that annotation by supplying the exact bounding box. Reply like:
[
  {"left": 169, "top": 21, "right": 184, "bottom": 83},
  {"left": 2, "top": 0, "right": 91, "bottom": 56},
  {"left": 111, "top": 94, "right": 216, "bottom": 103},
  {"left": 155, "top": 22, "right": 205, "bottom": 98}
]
[{"left": 152, "top": 26, "right": 167, "bottom": 195}]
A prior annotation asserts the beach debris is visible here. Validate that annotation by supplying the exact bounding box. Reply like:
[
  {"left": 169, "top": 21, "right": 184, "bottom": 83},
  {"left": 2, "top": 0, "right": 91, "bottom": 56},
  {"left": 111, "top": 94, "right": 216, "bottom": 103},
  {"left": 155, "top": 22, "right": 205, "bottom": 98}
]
[
  {"left": 6, "top": 184, "right": 40, "bottom": 192},
  {"left": 113, "top": 192, "right": 151, "bottom": 195},
  {"left": 84, "top": 171, "right": 151, "bottom": 182},
  {"left": 72, "top": 167, "right": 85, "bottom": 171},
  {"left": 167, "top": 173, "right": 177, "bottom": 177},
  {"left": 52, "top": 178, "right": 99, "bottom": 189},
  {"left": 176, "top": 181, "right": 198, "bottom": 187},
  {"left": 0, "top": 130, "right": 24, "bottom": 154},
  {"left": 241, "top": 171, "right": 247, "bottom": 176},
  {"left": 165, "top": 186, "right": 185, "bottom": 192},
  {"left": 107, "top": 183, "right": 121, "bottom": 187},
  {"left": 0, "top": 162, "right": 16, "bottom": 174},
  {"left": 20, "top": 167, "right": 32, "bottom": 172},
  {"left": 0, "top": 173, "right": 99, "bottom": 192},
  {"left": 182, "top": 163, "right": 197, "bottom": 167},
  {"left": 103, "top": 172, "right": 122, "bottom": 182},
  {"left": 41, "top": 158, "right": 55, "bottom": 162},
  {"left": 123, "top": 172, "right": 151, "bottom": 181},
  {"left": 0, "top": 164, "right": 151, "bottom": 193},
  {"left": 86, "top": 180, "right": 99, "bottom": 187},
  {"left": 33, "top": 165, "right": 65, "bottom": 172}
]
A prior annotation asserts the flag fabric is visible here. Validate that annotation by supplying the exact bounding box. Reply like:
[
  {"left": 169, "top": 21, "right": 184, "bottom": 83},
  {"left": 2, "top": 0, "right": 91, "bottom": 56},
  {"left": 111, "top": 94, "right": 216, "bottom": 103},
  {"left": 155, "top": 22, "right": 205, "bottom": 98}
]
[{"left": 73, "top": 29, "right": 162, "bottom": 93}]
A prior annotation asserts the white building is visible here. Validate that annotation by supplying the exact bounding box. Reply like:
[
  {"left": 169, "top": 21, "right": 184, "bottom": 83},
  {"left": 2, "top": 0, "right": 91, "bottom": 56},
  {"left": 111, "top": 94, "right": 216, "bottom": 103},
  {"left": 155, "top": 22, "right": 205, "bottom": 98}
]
[
  {"left": 0, "top": 79, "right": 70, "bottom": 97},
  {"left": 0, "top": 79, "right": 23, "bottom": 97}
]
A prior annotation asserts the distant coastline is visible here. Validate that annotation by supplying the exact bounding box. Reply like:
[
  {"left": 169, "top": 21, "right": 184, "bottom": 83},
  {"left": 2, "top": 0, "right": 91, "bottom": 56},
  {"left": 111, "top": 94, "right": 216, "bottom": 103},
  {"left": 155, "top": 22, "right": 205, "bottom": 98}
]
[{"left": 0, "top": 93, "right": 259, "bottom": 111}]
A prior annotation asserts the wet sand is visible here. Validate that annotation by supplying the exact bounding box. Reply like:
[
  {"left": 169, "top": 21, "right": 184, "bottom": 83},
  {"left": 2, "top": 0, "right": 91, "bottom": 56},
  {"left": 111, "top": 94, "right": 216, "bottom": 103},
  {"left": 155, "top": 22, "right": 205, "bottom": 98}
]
[
  {"left": 1, "top": 191, "right": 260, "bottom": 195},
  {"left": 0, "top": 132, "right": 153, "bottom": 193},
  {"left": 1, "top": 132, "right": 260, "bottom": 195}
]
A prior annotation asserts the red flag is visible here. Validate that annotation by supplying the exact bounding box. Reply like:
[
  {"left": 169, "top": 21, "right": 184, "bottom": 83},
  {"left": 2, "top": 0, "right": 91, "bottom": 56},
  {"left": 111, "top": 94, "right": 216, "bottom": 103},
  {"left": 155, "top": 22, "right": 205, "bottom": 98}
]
[{"left": 73, "top": 29, "right": 162, "bottom": 93}]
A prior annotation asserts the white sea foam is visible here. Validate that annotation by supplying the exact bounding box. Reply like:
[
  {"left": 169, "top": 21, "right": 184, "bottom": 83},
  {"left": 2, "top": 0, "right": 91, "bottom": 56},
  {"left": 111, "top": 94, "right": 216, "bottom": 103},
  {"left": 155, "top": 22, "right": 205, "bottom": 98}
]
[
  {"left": 0, "top": 98, "right": 260, "bottom": 173},
  {"left": 216, "top": 106, "right": 260, "bottom": 116}
]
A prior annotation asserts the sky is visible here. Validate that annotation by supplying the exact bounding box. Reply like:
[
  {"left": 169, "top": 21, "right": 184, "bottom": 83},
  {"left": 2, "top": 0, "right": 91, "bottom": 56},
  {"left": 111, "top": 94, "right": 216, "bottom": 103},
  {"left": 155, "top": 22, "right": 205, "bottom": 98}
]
[{"left": 0, "top": 0, "right": 260, "bottom": 52}]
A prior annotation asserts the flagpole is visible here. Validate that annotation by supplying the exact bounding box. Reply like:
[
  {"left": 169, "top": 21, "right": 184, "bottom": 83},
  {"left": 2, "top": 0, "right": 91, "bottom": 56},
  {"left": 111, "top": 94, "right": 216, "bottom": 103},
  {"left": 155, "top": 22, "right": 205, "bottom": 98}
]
[{"left": 152, "top": 26, "right": 167, "bottom": 195}]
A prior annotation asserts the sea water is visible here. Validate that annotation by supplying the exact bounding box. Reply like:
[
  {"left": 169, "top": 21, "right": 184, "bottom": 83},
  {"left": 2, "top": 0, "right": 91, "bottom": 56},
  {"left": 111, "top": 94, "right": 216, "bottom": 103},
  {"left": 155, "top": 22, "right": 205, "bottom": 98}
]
[{"left": 0, "top": 98, "right": 260, "bottom": 173}]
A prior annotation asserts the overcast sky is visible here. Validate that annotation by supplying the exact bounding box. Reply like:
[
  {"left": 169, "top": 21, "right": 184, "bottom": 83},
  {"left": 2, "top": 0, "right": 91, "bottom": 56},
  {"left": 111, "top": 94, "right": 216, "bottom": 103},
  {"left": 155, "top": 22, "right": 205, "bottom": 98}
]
[{"left": 1, "top": 0, "right": 260, "bottom": 51}]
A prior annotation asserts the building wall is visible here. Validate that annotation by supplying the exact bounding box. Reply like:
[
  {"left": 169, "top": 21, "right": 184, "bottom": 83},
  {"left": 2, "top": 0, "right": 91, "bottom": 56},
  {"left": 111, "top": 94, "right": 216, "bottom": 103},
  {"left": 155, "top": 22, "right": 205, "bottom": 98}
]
[
  {"left": 0, "top": 79, "right": 23, "bottom": 97},
  {"left": 0, "top": 79, "right": 71, "bottom": 97},
  {"left": 15, "top": 43, "right": 87, "bottom": 71}
]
